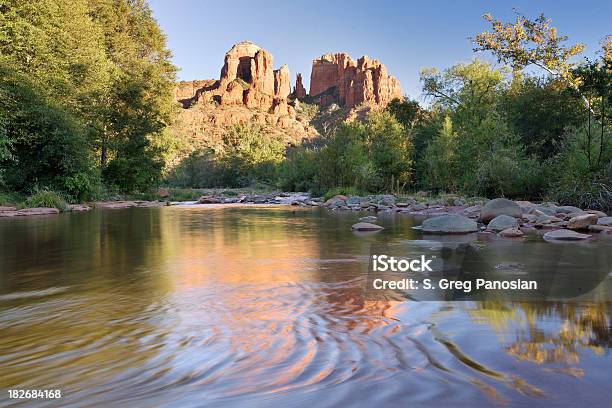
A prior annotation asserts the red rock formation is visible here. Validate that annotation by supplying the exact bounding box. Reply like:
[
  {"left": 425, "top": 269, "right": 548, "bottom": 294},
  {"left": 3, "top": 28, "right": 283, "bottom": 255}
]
[
  {"left": 293, "top": 73, "right": 307, "bottom": 99},
  {"left": 309, "top": 52, "right": 402, "bottom": 108},
  {"left": 176, "top": 41, "right": 291, "bottom": 115},
  {"left": 273, "top": 64, "right": 290, "bottom": 99}
]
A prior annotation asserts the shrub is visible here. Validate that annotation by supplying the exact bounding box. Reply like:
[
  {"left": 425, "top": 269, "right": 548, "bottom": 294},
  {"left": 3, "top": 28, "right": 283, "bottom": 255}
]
[
  {"left": 25, "top": 189, "right": 68, "bottom": 211},
  {"left": 278, "top": 147, "right": 320, "bottom": 193},
  {"left": 220, "top": 124, "right": 285, "bottom": 187}
]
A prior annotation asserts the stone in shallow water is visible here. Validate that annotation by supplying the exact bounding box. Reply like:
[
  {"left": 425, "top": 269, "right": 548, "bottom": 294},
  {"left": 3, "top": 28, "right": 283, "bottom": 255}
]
[
  {"left": 359, "top": 216, "right": 378, "bottom": 222},
  {"left": 351, "top": 222, "right": 384, "bottom": 231},
  {"left": 499, "top": 228, "right": 524, "bottom": 238},
  {"left": 543, "top": 229, "right": 591, "bottom": 241},
  {"left": 421, "top": 214, "right": 478, "bottom": 234},
  {"left": 487, "top": 214, "right": 519, "bottom": 232}
]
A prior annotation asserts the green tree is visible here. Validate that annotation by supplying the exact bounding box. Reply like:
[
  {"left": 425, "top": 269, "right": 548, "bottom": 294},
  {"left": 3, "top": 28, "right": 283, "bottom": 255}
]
[
  {"left": 364, "top": 111, "right": 412, "bottom": 192},
  {"left": 90, "top": 0, "right": 177, "bottom": 192},
  {"left": 0, "top": 61, "right": 100, "bottom": 199},
  {"left": 472, "top": 12, "right": 587, "bottom": 106},
  {"left": 501, "top": 75, "right": 583, "bottom": 159},
  {"left": 220, "top": 124, "right": 285, "bottom": 186}
]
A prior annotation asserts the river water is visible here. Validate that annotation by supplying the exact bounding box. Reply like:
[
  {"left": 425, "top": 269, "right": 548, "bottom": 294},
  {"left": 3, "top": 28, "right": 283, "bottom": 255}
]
[{"left": 1, "top": 205, "right": 611, "bottom": 407}]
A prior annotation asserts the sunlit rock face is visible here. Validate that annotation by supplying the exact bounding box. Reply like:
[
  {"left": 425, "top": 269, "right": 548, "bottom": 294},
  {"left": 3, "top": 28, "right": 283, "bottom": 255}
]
[
  {"left": 175, "top": 41, "right": 292, "bottom": 116},
  {"left": 309, "top": 52, "right": 403, "bottom": 108}
]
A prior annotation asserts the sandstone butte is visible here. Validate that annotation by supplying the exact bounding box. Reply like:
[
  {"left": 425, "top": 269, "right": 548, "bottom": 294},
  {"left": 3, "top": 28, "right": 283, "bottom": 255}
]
[
  {"left": 175, "top": 42, "right": 403, "bottom": 112},
  {"left": 306, "top": 52, "right": 403, "bottom": 108},
  {"left": 175, "top": 41, "right": 293, "bottom": 115}
]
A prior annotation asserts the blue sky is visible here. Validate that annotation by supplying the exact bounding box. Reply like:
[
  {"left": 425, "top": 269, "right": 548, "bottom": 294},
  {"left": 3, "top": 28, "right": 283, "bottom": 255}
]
[{"left": 148, "top": 0, "right": 611, "bottom": 100}]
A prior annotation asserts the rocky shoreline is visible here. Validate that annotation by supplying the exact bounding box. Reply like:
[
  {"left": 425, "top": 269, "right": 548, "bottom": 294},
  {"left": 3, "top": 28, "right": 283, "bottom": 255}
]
[{"left": 1, "top": 192, "right": 610, "bottom": 242}]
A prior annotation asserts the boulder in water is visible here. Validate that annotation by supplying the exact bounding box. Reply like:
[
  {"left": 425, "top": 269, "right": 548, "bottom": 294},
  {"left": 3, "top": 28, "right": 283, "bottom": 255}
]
[
  {"left": 421, "top": 214, "right": 478, "bottom": 234},
  {"left": 487, "top": 214, "right": 519, "bottom": 232}
]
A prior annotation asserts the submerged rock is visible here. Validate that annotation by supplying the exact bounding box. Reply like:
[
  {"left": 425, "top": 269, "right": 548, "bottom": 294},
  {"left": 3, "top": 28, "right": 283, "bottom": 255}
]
[
  {"left": 351, "top": 222, "right": 384, "bottom": 231},
  {"left": 359, "top": 216, "right": 378, "bottom": 222},
  {"left": 543, "top": 229, "right": 591, "bottom": 241},
  {"left": 479, "top": 198, "right": 522, "bottom": 223},
  {"left": 421, "top": 214, "right": 478, "bottom": 234}
]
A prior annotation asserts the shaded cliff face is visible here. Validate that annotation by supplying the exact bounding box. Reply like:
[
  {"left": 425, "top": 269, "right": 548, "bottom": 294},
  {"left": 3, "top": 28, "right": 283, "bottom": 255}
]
[
  {"left": 308, "top": 53, "right": 403, "bottom": 108},
  {"left": 176, "top": 41, "right": 292, "bottom": 116},
  {"left": 293, "top": 73, "right": 307, "bottom": 99}
]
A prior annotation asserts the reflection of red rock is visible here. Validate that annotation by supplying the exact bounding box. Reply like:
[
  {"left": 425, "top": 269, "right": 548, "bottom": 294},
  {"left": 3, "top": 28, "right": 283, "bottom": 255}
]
[
  {"left": 176, "top": 41, "right": 292, "bottom": 115},
  {"left": 309, "top": 53, "right": 402, "bottom": 108}
]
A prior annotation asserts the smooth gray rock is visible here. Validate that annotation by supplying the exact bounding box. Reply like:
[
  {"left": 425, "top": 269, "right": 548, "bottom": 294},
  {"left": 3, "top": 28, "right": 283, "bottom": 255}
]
[
  {"left": 487, "top": 214, "right": 519, "bottom": 232},
  {"left": 421, "top": 214, "right": 478, "bottom": 234},
  {"left": 359, "top": 216, "right": 378, "bottom": 222},
  {"left": 556, "top": 205, "right": 583, "bottom": 214},
  {"left": 543, "top": 229, "right": 591, "bottom": 241},
  {"left": 479, "top": 198, "right": 522, "bottom": 223},
  {"left": 535, "top": 205, "right": 558, "bottom": 216},
  {"left": 346, "top": 196, "right": 363, "bottom": 206},
  {"left": 597, "top": 217, "right": 612, "bottom": 226},
  {"left": 351, "top": 222, "right": 384, "bottom": 231}
]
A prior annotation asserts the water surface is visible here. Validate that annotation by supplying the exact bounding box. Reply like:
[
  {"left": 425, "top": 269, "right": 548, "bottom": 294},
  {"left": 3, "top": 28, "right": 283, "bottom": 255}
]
[{"left": 1, "top": 206, "right": 611, "bottom": 407}]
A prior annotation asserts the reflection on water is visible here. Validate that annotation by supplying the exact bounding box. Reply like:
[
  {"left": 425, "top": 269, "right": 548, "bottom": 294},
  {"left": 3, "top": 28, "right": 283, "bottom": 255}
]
[{"left": 0, "top": 206, "right": 610, "bottom": 407}]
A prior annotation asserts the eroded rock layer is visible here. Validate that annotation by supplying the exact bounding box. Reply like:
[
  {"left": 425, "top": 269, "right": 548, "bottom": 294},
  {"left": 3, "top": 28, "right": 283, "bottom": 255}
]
[
  {"left": 309, "top": 53, "right": 402, "bottom": 108},
  {"left": 176, "top": 41, "right": 292, "bottom": 115}
]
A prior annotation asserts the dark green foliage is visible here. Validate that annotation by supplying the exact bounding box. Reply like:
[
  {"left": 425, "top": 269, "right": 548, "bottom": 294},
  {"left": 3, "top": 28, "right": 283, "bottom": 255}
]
[
  {"left": 0, "top": 0, "right": 176, "bottom": 197},
  {"left": 386, "top": 98, "right": 421, "bottom": 129},
  {"left": 502, "top": 76, "right": 583, "bottom": 159},
  {"left": 166, "top": 149, "right": 224, "bottom": 188},
  {"left": 279, "top": 147, "right": 320, "bottom": 192},
  {"left": 0, "top": 61, "right": 100, "bottom": 200}
]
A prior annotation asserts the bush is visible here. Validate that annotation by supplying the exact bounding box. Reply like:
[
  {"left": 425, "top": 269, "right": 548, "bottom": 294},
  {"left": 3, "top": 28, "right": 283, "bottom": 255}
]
[
  {"left": 550, "top": 179, "right": 611, "bottom": 212},
  {"left": 220, "top": 124, "right": 285, "bottom": 187},
  {"left": 25, "top": 190, "right": 68, "bottom": 211},
  {"left": 166, "top": 149, "right": 225, "bottom": 188},
  {"left": 278, "top": 147, "right": 320, "bottom": 193},
  {"left": 545, "top": 126, "right": 612, "bottom": 211}
]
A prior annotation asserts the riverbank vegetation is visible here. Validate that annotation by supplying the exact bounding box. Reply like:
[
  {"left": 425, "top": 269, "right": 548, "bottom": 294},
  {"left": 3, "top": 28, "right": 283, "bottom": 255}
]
[
  {"left": 0, "top": 0, "right": 178, "bottom": 203},
  {"left": 1, "top": 5, "right": 610, "bottom": 211}
]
